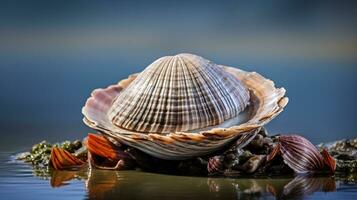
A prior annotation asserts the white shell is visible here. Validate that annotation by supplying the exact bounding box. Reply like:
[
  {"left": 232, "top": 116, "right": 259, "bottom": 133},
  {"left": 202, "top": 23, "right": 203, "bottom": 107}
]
[
  {"left": 82, "top": 53, "right": 288, "bottom": 160},
  {"left": 108, "top": 53, "right": 250, "bottom": 133}
]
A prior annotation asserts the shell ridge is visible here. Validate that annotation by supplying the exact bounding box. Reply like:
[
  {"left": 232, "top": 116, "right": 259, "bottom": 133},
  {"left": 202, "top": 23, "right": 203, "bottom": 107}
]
[
  {"left": 134, "top": 57, "right": 171, "bottom": 132},
  {"left": 202, "top": 64, "right": 236, "bottom": 118},
  {"left": 119, "top": 74, "right": 154, "bottom": 129},
  {"left": 110, "top": 57, "right": 166, "bottom": 131},
  {"left": 197, "top": 61, "right": 238, "bottom": 121},
  {"left": 177, "top": 56, "right": 196, "bottom": 131},
  {"left": 138, "top": 58, "right": 175, "bottom": 131},
  {"left": 175, "top": 57, "right": 184, "bottom": 131},
  {"left": 141, "top": 57, "right": 172, "bottom": 132},
  {"left": 202, "top": 67, "right": 227, "bottom": 123},
  {"left": 185, "top": 58, "right": 215, "bottom": 129},
  {"left": 186, "top": 58, "right": 248, "bottom": 127},
  {"left": 109, "top": 75, "right": 141, "bottom": 125},
  {"left": 153, "top": 56, "right": 174, "bottom": 132},
  {"left": 170, "top": 57, "right": 182, "bottom": 131},
  {"left": 168, "top": 56, "right": 180, "bottom": 132},
  {"left": 208, "top": 64, "right": 242, "bottom": 117},
  {"left": 214, "top": 66, "right": 244, "bottom": 113},
  {"left": 115, "top": 71, "right": 150, "bottom": 115},
  {"left": 178, "top": 57, "right": 201, "bottom": 131},
  {"left": 183, "top": 57, "right": 211, "bottom": 131},
  {"left": 161, "top": 56, "right": 177, "bottom": 132},
  {"left": 200, "top": 59, "right": 249, "bottom": 119},
  {"left": 228, "top": 71, "right": 250, "bottom": 111},
  {"left": 194, "top": 58, "right": 230, "bottom": 124},
  {"left": 184, "top": 58, "right": 222, "bottom": 125},
  {"left": 137, "top": 57, "right": 173, "bottom": 132}
]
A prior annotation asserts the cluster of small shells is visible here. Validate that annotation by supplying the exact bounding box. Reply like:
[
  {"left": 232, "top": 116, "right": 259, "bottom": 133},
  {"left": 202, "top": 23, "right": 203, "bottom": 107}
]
[
  {"left": 207, "top": 128, "right": 341, "bottom": 176},
  {"left": 207, "top": 128, "right": 283, "bottom": 176}
]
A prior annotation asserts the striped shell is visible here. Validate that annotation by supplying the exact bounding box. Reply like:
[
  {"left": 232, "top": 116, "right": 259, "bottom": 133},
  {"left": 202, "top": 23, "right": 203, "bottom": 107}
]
[
  {"left": 207, "top": 156, "right": 224, "bottom": 174},
  {"left": 108, "top": 54, "right": 250, "bottom": 133},
  {"left": 279, "top": 135, "right": 325, "bottom": 173},
  {"left": 82, "top": 53, "right": 288, "bottom": 160}
]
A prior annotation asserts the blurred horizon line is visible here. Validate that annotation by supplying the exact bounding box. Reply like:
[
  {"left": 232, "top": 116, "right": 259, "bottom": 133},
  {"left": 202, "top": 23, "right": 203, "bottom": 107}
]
[{"left": 1, "top": 27, "right": 356, "bottom": 63}]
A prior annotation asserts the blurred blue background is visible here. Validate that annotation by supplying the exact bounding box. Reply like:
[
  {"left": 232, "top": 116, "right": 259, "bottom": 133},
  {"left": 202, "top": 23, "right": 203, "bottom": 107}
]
[{"left": 0, "top": 0, "right": 356, "bottom": 150}]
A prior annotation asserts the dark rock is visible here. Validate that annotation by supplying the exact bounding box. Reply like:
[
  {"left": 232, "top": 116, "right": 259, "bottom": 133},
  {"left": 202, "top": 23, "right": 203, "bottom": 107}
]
[
  {"left": 240, "top": 155, "right": 266, "bottom": 173},
  {"left": 258, "top": 127, "right": 268, "bottom": 137},
  {"left": 336, "top": 159, "right": 357, "bottom": 173}
]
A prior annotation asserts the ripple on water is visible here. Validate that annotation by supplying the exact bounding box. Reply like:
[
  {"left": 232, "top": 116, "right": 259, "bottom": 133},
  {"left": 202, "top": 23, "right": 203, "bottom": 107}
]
[{"left": 0, "top": 152, "right": 86, "bottom": 200}]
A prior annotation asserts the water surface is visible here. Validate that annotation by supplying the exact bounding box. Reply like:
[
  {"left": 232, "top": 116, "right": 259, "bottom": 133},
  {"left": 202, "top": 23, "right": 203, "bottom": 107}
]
[{"left": 1, "top": 152, "right": 356, "bottom": 200}]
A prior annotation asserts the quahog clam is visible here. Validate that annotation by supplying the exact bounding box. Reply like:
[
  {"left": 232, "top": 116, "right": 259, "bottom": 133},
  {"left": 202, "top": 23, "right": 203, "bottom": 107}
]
[{"left": 82, "top": 53, "right": 288, "bottom": 160}]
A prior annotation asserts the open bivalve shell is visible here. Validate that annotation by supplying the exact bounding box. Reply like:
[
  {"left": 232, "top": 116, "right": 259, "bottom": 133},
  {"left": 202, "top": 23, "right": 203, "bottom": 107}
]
[{"left": 82, "top": 53, "right": 288, "bottom": 160}]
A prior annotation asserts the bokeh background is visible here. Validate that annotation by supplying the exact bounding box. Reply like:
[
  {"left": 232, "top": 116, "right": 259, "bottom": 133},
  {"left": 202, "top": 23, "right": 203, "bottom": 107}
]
[{"left": 0, "top": 0, "right": 356, "bottom": 151}]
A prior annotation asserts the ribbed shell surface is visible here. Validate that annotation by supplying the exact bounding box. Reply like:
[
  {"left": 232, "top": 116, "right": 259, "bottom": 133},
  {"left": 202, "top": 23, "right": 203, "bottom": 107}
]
[{"left": 108, "top": 53, "right": 250, "bottom": 133}]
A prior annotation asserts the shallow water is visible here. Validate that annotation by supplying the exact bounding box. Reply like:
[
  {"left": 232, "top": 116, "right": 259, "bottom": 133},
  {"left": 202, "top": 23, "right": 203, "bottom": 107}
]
[{"left": 0, "top": 152, "right": 356, "bottom": 200}]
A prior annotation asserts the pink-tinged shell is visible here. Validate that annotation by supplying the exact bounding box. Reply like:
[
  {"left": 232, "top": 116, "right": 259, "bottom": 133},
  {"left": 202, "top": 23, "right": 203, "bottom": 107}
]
[
  {"left": 281, "top": 176, "right": 336, "bottom": 198},
  {"left": 82, "top": 54, "right": 288, "bottom": 160},
  {"left": 207, "top": 156, "right": 224, "bottom": 174},
  {"left": 278, "top": 135, "right": 324, "bottom": 174}
]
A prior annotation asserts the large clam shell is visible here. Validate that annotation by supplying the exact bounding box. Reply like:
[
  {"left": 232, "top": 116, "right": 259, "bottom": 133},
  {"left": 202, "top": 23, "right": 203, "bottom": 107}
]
[
  {"left": 108, "top": 54, "right": 250, "bottom": 133},
  {"left": 82, "top": 53, "right": 288, "bottom": 160}
]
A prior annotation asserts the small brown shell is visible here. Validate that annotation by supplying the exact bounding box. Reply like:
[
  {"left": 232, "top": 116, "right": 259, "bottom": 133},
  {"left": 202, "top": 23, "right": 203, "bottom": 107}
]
[{"left": 207, "top": 156, "right": 224, "bottom": 174}]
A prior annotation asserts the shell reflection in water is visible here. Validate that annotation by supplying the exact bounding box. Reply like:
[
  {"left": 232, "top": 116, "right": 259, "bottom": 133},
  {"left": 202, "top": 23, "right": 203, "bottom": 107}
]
[
  {"left": 281, "top": 176, "right": 336, "bottom": 198},
  {"left": 48, "top": 170, "right": 337, "bottom": 199},
  {"left": 82, "top": 53, "right": 288, "bottom": 160},
  {"left": 50, "top": 170, "right": 87, "bottom": 188}
]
